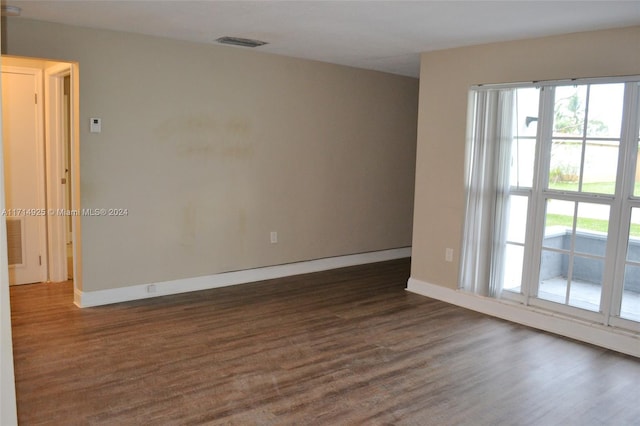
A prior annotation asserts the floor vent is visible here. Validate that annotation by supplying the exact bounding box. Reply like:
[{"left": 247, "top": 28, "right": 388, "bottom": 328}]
[{"left": 7, "top": 218, "right": 23, "bottom": 266}]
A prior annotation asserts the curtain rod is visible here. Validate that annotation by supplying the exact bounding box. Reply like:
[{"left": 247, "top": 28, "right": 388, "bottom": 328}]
[{"left": 471, "top": 74, "right": 640, "bottom": 91}]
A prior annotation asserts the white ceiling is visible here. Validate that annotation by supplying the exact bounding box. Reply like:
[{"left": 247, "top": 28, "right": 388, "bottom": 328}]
[{"left": 7, "top": 1, "right": 640, "bottom": 77}]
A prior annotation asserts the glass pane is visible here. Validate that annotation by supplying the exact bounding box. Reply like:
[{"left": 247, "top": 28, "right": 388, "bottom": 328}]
[
  {"left": 539, "top": 250, "right": 569, "bottom": 304},
  {"left": 575, "top": 202, "right": 609, "bottom": 257},
  {"left": 503, "top": 244, "right": 524, "bottom": 292},
  {"left": 510, "top": 87, "right": 540, "bottom": 188},
  {"left": 582, "top": 140, "right": 618, "bottom": 195},
  {"left": 549, "top": 140, "right": 581, "bottom": 191},
  {"left": 506, "top": 195, "right": 528, "bottom": 244},
  {"left": 586, "top": 83, "right": 624, "bottom": 138},
  {"left": 510, "top": 138, "right": 536, "bottom": 189},
  {"left": 515, "top": 87, "right": 540, "bottom": 137},
  {"left": 631, "top": 84, "right": 640, "bottom": 197},
  {"left": 635, "top": 119, "right": 640, "bottom": 197},
  {"left": 543, "top": 199, "right": 574, "bottom": 245},
  {"left": 568, "top": 256, "right": 602, "bottom": 312},
  {"left": 627, "top": 208, "right": 640, "bottom": 262},
  {"left": 553, "top": 85, "right": 587, "bottom": 137},
  {"left": 623, "top": 196, "right": 640, "bottom": 322},
  {"left": 621, "top": 264, "right": 640, "bottom": 322}
]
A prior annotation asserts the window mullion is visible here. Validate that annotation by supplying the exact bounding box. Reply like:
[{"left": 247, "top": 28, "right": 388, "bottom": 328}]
[
  {"left": 522, "top": 86, "right": 554, "bottom": 304},
  {"left": 609, "top": 83, "right": 640, "bottom": 320},
  {"left": 577, "top": 86, "right": 591, "bottom": 193}
]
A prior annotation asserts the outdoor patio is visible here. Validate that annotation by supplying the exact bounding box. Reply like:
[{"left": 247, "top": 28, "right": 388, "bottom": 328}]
[{"left": 539, "top": 277, "right": 640, "bottom": 322}]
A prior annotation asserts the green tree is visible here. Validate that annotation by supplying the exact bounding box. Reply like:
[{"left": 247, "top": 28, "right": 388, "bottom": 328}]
[{"left": 554, "top": 89, "right": 608, "bottom": 136}]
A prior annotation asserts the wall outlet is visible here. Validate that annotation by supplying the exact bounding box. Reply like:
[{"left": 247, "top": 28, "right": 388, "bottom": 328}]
[
  {"left": 270, "top": 231, "right": 278, "bottom": 244},
  {"left": 445, "top": 248, "right": 454, "bottom": 262},
  {"left": 147, "top": 284, "right": 157, "bottom": 293}
]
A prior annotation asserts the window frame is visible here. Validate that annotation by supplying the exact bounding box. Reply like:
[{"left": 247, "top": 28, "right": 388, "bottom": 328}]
[{"left": 467, "top": 76, "right": 640, "bottom": 333}]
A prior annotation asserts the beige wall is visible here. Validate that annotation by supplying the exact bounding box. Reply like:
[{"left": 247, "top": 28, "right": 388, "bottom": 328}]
[
  {"left": 412, "top": 26, "right": 640, "bottom": 289},
  {"left": 3, "top": 18, "right": 418, "bottom": 291}
]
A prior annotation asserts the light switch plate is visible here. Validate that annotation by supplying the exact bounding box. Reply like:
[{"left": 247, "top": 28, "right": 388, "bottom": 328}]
[{"left": 90, "top": 117, "right": 101, "bottom": 133}]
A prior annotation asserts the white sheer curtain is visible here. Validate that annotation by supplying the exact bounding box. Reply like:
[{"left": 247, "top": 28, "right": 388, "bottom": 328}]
[{"left": 459, "top": 89, "right": 514, "bottom": 297}]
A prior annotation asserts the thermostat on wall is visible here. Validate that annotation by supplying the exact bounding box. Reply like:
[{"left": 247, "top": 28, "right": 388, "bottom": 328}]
[{"left": 90, "top": 117, "right": 101, "bottom": 133}]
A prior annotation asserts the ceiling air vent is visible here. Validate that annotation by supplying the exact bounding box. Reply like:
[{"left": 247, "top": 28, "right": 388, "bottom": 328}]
[
  {"left": 215, "top": 36, "right": 268, "bottom": 48},
  {"left": 1, "top": 5, "right": 22, "bottom": 16}
]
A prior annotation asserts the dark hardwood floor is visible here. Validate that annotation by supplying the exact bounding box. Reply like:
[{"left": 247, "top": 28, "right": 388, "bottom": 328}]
[{"left": 9, "top": 258, "right": 640, "bottom": 425}]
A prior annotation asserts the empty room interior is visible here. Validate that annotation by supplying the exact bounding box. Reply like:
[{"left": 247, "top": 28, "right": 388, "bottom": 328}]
[{"left": 1, "top": 2, "right": 640, "bottom": 425}]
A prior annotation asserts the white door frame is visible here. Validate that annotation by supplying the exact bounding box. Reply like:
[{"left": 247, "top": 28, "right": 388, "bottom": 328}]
[
  {"left": 0, "top": 30, "right": 19, "bottom": 424},
  {"left": 68, "top": 63, "right": 82, "bottom": 300},
  {"left": 45, "top": 63, "right": 72, "bottom": 282},
  {"left": 3, "top": 65, "right": 47, "bottom": 284}
]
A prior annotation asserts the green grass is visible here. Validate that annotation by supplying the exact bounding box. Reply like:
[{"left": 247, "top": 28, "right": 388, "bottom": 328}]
[
  {"left": 546, "top": 180, "right": 640, "bottom": 236},
  {"left": 546, "top": 213, "right": 640, "bottom": 237},
  {"left": 549, "top": 181, "right": 640, "bottom": 195},
  {"left": 549, "top": 181, "right": 612, "bottom": 193},
  {"left": 546, "top": 214, "right": 607, "bottom": 232}
]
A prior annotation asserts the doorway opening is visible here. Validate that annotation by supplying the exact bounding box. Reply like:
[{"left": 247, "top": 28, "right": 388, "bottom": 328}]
[{"left": 1, "top": 55, "right": 81, "bottom": 297}]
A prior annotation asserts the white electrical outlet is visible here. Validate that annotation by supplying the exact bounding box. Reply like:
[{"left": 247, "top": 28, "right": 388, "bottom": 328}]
[
  {"left": 445, "top": 248, "right": 454, "bottom": 262},
  {"left": 270, "top": 231, "right": 278, "bottom": 244},
  {"left": 147, "top": 284, "right": 157, "bottom": 293}
]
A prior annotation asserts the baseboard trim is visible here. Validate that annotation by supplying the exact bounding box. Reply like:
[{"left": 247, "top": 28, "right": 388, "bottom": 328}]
[
  {"left": 74, "top": 247, "right": 411, "bottom": 308},
  {"left": 406, "top": 277, "right": 640, "bottom": 358}
]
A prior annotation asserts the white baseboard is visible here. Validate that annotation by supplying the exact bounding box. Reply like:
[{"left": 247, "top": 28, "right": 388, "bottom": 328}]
[
  {"left": 406, "top": 277, "right": 640, "bottom": 358},
  {"left": 75, "top": 247, "right": 411, "bottom": 308}
]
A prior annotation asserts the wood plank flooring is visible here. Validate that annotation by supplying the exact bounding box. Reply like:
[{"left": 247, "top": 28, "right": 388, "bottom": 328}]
[{"left": 9, "top": 259, "right": 640, "bottom": 425}]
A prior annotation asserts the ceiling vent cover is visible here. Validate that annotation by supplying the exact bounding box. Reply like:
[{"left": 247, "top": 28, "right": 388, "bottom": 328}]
[
  {"left": 215, "top": 36, "right": 268, "bottom": 48},
  {"left": 1, "top": 5, "right": 22, "bottom": 16}
]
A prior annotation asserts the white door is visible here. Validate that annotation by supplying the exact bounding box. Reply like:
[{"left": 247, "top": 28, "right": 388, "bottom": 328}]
[{"left": 2, "top": 67, "right": 47, "bottom": 285}]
